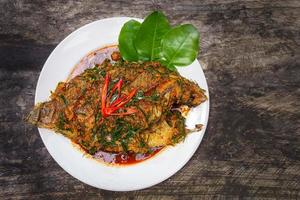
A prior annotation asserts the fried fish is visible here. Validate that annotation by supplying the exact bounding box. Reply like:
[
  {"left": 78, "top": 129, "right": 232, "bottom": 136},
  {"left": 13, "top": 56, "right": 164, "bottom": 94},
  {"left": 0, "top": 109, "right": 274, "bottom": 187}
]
[{"left": 26, "top": 59, "right": 207, "bottom": 154}]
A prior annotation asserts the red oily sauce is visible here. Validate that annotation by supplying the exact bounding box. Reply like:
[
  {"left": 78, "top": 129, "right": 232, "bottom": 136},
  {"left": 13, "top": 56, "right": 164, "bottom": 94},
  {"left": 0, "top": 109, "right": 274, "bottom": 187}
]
[
  {"left": 70, "top": 45, "right": 163, "bottom": 165},
  {"left": 68, "top": 45, "right": 118, "bottom": 80},
  {"left": 94, "top": 147, "right": 163, "bottom": 165}
]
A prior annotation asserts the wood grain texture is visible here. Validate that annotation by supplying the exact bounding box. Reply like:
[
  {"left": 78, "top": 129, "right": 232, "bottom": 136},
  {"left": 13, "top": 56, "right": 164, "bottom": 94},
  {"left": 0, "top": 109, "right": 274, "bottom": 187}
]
[{"left": 1, "top": 0, "right": 300, "bottom": 199}]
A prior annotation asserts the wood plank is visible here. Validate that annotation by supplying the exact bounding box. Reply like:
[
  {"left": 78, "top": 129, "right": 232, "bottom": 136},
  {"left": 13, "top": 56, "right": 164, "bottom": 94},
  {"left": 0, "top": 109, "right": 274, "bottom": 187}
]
[{"left": 0, "top": 0, "right": 299, "bottom": 199}]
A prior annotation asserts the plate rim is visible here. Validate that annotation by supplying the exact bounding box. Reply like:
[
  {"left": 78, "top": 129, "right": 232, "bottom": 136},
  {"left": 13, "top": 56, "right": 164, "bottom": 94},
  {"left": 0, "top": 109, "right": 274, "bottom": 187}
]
[{"left": 35, "top": 17, "right": 210, "bottom": 191}]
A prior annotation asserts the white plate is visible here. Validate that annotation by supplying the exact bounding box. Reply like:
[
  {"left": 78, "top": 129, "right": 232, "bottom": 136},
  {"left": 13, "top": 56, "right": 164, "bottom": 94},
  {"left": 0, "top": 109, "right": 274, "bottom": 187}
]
[{"left": 35, "top": 17, "right": 209, "bottom": 191}]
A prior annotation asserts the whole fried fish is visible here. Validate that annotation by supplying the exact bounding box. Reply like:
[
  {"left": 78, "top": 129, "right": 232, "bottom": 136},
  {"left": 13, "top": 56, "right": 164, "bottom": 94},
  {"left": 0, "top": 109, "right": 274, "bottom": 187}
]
[{"left": 26, "top": 59, "right": 207, "bottom": 154}]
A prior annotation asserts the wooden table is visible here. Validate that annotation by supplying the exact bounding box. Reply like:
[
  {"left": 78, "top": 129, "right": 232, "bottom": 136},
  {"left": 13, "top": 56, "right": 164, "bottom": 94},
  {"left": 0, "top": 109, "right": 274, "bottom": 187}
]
[{"left": 1, "top": 0, "right": 299, "bottom": 199}]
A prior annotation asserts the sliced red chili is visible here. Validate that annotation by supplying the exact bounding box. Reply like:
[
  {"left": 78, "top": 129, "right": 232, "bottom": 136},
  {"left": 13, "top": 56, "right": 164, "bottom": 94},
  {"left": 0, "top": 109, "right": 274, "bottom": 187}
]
[
  {"left": 101, "top": 74, "right": 110, "bottom": 117},
  {"left": 107, "top": 79, "right": 123, "bottom": 103},
  {"left": 101, "top": 73, "right": 138, "bottom": 117},
  {"left": 112, "top": 88, "right": 137, "bottom": 108}
]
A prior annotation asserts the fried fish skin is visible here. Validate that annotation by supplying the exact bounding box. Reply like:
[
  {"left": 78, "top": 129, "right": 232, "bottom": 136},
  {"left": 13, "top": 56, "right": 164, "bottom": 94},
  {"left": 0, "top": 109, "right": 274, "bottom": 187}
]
[{"left": 26, "top": 60, "right": 207, "bottom": 154}]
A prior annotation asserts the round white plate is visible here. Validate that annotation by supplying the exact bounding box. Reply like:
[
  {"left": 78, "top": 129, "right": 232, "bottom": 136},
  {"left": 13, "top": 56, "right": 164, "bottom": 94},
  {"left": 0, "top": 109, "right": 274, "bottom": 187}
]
[{"left": 35, "top": 17, "right": 209, "bottom": 191}]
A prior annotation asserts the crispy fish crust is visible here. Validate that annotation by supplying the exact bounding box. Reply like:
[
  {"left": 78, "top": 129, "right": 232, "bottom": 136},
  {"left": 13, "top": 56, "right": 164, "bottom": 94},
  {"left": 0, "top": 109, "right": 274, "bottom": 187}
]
[{"left": 26, "top": 60, "right": 207, "bottom": 154}]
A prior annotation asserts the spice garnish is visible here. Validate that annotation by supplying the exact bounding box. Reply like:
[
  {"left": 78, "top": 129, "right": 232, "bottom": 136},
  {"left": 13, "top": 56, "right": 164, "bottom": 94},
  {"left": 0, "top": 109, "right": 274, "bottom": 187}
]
[{"left": 101, "top": 74, "right": 138, "bottom": 117}]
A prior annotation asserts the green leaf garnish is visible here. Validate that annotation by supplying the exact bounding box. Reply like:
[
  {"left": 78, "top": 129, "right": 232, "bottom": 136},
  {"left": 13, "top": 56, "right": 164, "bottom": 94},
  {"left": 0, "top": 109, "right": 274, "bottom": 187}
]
[
  {"left": 161, "top": 24, "right": 199, "bottom": 69},
  {"left": 134, "top": 11, "right": 171, "bottom": 61},
  {"left": 118, "top": 11, "right": 200, "bottom": 70},
  {"left": 118, "top": 20, "right": 141, "bottom": 61}
]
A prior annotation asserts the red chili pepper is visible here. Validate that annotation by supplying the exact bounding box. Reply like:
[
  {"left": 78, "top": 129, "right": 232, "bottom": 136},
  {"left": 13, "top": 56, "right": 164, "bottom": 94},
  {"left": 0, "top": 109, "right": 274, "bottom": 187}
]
[
  {"left": 101, "top": 74, "right": 110, "bottom": 117},
  {"left": 101, "top": 73, "right": 138, "bottom": 117},
  {"left": 107, "top": 79, "right": 123, "bottom": 103}
]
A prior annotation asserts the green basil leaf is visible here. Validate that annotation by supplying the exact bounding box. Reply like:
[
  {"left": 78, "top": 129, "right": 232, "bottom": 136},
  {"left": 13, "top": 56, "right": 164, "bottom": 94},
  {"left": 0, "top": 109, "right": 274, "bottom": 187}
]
[
  {"left": 161, "top": 24, "right": 199, "bottom": 68},
  {"left": 118, "top": 20, "right": 141, "bottom": 61},
  {"left": 134, "top": 11, "right": 171, "bottom": 61}
]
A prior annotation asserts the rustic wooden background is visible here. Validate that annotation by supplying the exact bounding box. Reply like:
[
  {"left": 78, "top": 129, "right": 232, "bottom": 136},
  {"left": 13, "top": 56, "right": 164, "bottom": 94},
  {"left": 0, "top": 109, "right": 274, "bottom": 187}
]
[{"left": 1, "top": 0, "right": 300, "bottom": 199}]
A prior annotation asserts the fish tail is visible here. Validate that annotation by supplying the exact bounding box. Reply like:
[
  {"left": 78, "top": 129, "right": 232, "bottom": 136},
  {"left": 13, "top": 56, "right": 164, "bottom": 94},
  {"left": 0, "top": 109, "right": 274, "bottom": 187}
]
[{"left": 25, "top": 103, "right": 43, "bottom": 125}]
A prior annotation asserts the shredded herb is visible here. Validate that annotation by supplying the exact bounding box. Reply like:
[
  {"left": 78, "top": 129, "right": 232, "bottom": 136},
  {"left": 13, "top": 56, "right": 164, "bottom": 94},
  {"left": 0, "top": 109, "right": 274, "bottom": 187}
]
[
  {"left": 128, "top": 90, "right": 144, "bottom": 106},
  {"left": 83, "top": 66, "right": 104, "bottom": 82},
  {"left": 57, "top": 112, "right": 67, "bottom": 130},
  {"left": 107, "top": 78, "right": 119, "bottom": 93},
  {"left": 150, "top": 92, "right": 160, "bottom": 101},
  {"left": 81, "top": 141, "right": 89, "bottom": 148},
  {"left": 125, "top": 129, "right": 135, "bottom": 140},
  {"left": 95, "top": 111, "right": 102, "bottom": 122},
  {"left": 145, "top": 67, "right": 156, "bottom": 74},
  {"left": 171, "top": 112, "right": 186, "bottom": 144},
  {"left": 100, "top": 70, "right": 106, "bottom": 77},
  {"left": 147, "top": 148, "right": 154, "bottom": 154},
  {"left": 99, "top": 125, "right": 110, "bottom": 147},
  {"left": 134, "top": 104, "right": 149, "bottom": 121},
  {"left": 111, "top": 126, "right": 122, "bottom": 143},
  {"left": 88, "top": 147, "right": 97, "bottom": 155},
  {"left": 59, "top": 94, "right": 68, "bottom": 105},
  {"left": 121, "top": 140, "right": 128, "bottom": 152},
  {"left": 135, "top": 90, "right": 144, "bottom": 100},
  {"left": 110, "top": 93, "right": 119, "bottom": 105},
  {"left": 81, "top": 87, "right": 87, "bottom": 95},
  {"left": 139, "top": 139, "right": 146, "bottom": 148},
  {"left": 96, "top": 119, "right": 139, "bottom": 150},
  {"left": 145, "top": 66, "right": 163, "bottom": 75}
]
